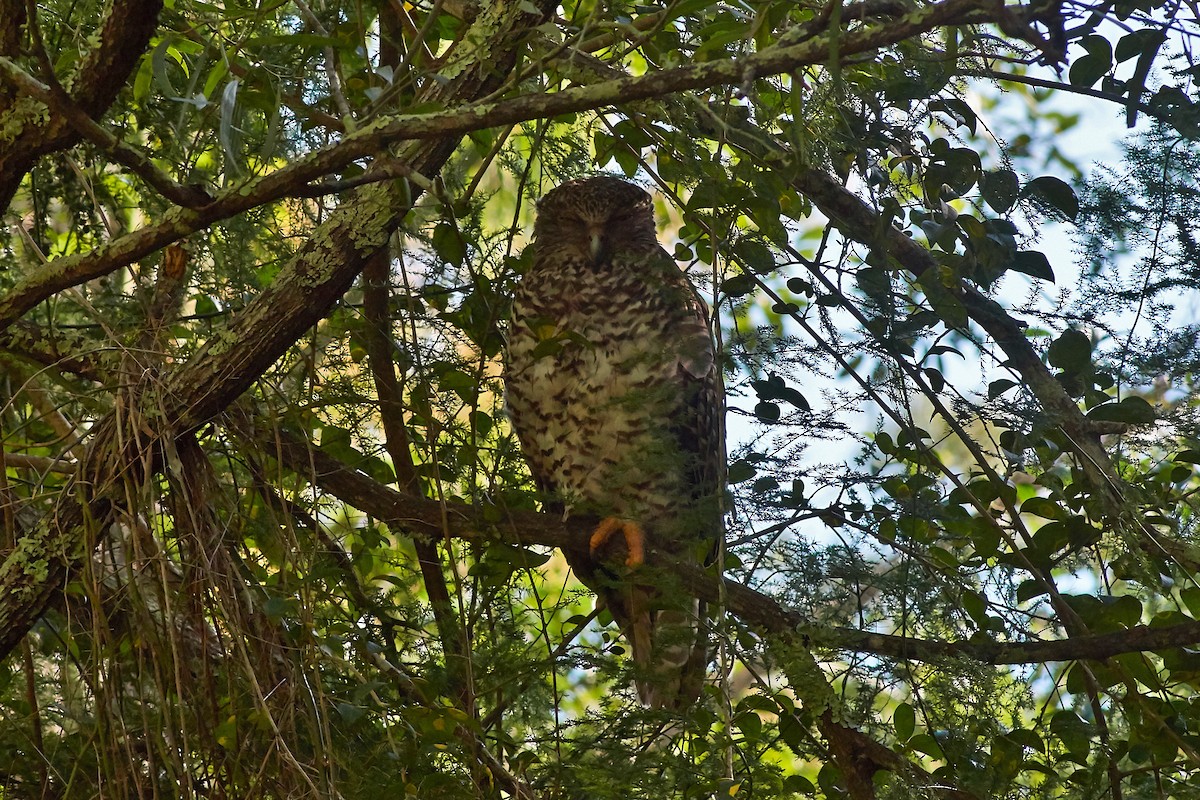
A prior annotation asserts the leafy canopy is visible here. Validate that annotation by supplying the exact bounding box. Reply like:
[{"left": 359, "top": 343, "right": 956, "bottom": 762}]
[{"left": 1, "top": 0, "right": 1200, "bottom": 797}]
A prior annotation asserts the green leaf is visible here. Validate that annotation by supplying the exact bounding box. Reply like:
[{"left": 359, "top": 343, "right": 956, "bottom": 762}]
[
  {"left": 720, "top": 274, "right": 756, "bottom": 298},
  {"left": 1008, "top": 250, "right": 1055, "bottom": 282},
  {"left": 202, "top": 58, "right": 231, "bottom": 101},
  {"left": 613, "top": 143, "right": 640, "bottom": 177},
  {"left": 218, "top": 78, "right": 241, "bottom": 167},
  {"left": 986, "top": 733, "right": 1024, "bottom": 785},
  {"left": 1026, "top": 522, "right": 1071, "bottom": 567},
  {"left": 1016, "top": 579, "right": 1048, "bottom": 602},
  {"left": 263, "top": 595, "right": 296, "bottom": 620},
  {"left": 728, "top": 460, "right": 757, "bottom": 484},
  {"left": 592, "top": 130, "right": 614, "bottom": 166},
  {"left": 893, "top": 703, "right": 915, "bottom": 740},
  {"left": 1022, "top": 176, "right": 1079, "bottom": 221},
  {"left": 432, "top": 221, "right": 466, "bottom": 266},
  {"left": 1050, "top": 710, "right": 1093, "bottom": 759},
  {"left": 438, "top": 368, "right": 475, "bottom": 393},
  {"left": 1115, "top": 29, "right": 1166, "bottom": 62},
  {"left": 1070, "top": 54, "right": 1111, "bottom": 88},
  {"left": 1007, "top": 728, "right": 1046, "bottom": 753},
  {"left": 1021, "top": 496, "right": 1065, "bottom": 520},
  {"left": 961, "top": 590, "right": 987, "bottom": 623},
  {"left": 733, "top": 710, "right": 762, "bottom": 739},
  {"left": 787, "top": 277, "right": 814, "bottom": 296},
  {"left": 980, "top": 169, "right": 1019, "bottom": 213},
  {"left": 1181, "top": 587, "right": 1200, "bottom": 618},
  {"left": 783, "top": 389, "right": 810, "bottom": 411},
  {"left": 1086, "top": 396, "right": 1156, "bottom": 423},
  {"left": 754, "top": 373, "right": 811, "bottom": 412},
  {"left": 492, "top": 543, "right": 551, "bottom": 570},
  {"left": 988, "top": 378, "right": 1018, "bottom": 399},
  {"left": 908, "top": 733, "right": 943, "bottom": 759},
  {"left": 133, "top": 50, "right": 155, "bottom": 103},
  {"left": 752, "top": 476, "right": 779, "bottom": 493},
  {"left": 151, "top": 37, "right": 181, "bottom": 97},
  {"left": 970, "top": 519, "right": 1000, "bottom": 558},
  {"left": 736, "top": 238, "right": 775, "bottom": 274},
  {"left": 754, "top": 401, "right": 781, "bottom": 422},
  {"left": 1081, "top": 33, "right": 1114, "bottom": 61},
  {"left": 1102, "top": 594, "right": 1142, "bottom": 627},
  {"left": 782, "top": 775, "right": 815, "bottom": 794},
  {"left": 688, "top": 182, "right": 726, "bottom": 210},
  {"left": 929, "top": 98, "right": 978, "bottom": 134},
  {"left": 1047, "top": 329, "right": 1092, "bottom": 372},
  {"left": 195, "top": 294, "right": 220, "bottom": 316},
  {"left": 778, "top": 712, "right": 807, "bottom": 757},
  {"left": 916, "top": 269, "right": 967, "bottom": 330},
  {"left": 1069, "top": 35, "right": 1113, "bottom": 88},
  {"left": 1174, "top": 450, "right": 1200, "bottom": 464}
]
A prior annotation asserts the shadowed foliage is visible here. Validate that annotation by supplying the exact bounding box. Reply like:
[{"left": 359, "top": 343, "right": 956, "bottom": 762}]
[{"left": 2, "top": 0, "right": 1200, "bottom": 798}]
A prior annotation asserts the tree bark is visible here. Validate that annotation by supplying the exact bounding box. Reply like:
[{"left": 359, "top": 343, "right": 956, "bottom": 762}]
[
  {"left": 0, "top": 0, "right": 559, "bottom": 659},
  {"left": 0, "top": 0, "right": 163, "bottom": 208}
]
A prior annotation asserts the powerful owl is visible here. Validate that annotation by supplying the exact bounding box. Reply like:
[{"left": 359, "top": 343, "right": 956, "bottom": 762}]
[{"left": 505, "top": 176, "right": 723, "bottom": 709}]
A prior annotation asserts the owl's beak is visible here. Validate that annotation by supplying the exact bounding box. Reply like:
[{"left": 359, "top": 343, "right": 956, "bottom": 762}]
[{"left": 587, "top": 224, "right": 609, "bottom": 264}]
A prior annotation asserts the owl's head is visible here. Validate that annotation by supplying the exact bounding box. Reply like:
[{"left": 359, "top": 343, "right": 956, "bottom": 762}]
[{"left": 533, "top": 176, "right": 658, "bottom": 266}]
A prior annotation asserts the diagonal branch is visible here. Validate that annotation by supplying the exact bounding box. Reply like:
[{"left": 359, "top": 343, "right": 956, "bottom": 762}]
[
  {"left": 0, "top": 0, "right": 560, "bottom": 659},
  {"left": 787, "top": 166, "right": 1135, "bottom": 518},
  {"left": 0, "top": 0, "right": 1017, "bottom": 333},
  {"left": 256, "top": 421, "right": 1200, "bottom": 669},
  {"left": 8, "top": 304, "right": 1182, "bottom": 681},
  {"left": 0, "top": 0, "right": 163, "bottom": 208},
  {"left": 0, "top": 57, "right": 210, "bottom": 208}
]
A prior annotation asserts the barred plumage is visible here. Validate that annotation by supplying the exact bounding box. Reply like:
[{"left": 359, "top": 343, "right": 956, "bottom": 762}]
[{"left": 505, "top": 176, "right": 723, "bottom": 709}]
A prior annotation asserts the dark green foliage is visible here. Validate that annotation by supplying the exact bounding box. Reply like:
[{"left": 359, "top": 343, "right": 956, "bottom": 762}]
[{"left": 3, "top": 0, "right": 1200, "bottom": 797}]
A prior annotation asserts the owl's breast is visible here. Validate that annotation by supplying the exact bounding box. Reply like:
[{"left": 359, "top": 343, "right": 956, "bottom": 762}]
[{"left": 506, "top": 269, "right": 690, "bottom": 518}]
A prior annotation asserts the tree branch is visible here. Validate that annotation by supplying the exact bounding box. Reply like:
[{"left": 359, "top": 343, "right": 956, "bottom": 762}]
[
  {"left": 0, "top": 0, "right": 163, "bottom": 207},
  {"left": 10, "top": 294, "right": 1184, "bottom": 674},
  {"left": 0, "top": 57, "right": 211, "bottom": 208},
  {"left": 0, "top": 0, "right": 561, "bottom": 658},
  {"left": 255, "top": 421, "right": 1200, "bottom": 669},
  {"left": 788, "top": 166, "right": 1133, "bottom": 517},
  {"left": 0, "top": 0, "right": 1015, "bottom": 334}
]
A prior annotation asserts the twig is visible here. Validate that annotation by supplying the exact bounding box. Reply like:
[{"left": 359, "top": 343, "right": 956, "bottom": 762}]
[
  {"left": 0, "top": 0, "right": 1018, "bottom": 335},
  {"left": 257, "top": 422, "right": 1200, "bottom": 669},
  {"left": 0, "top": 57, "right": 211, "bottom": 208}
]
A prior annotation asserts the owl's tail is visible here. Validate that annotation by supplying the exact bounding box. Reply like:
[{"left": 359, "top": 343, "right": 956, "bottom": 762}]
[
  {"left": 567, "top": 521, "right": 712, "bottom": 709},
  {"left": 623, "top": 587, "right": 708, "bottom": 710}
]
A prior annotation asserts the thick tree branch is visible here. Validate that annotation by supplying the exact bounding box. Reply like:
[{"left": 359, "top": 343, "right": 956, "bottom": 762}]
[
  {"left": 0, "top": 0, "right": 163, "bottom": 208},
  {"left": 8, "top": 300, "right": 1144, "bottom": 678},
  {"left": 0, "top": 57, "right": 210, "bottom": 208},
  {"left": 0, "top": 0, "right": 23, "bottom": 56},
  {"left": 0, "top": 0, "right": 24, "bottom": 114},
  {"left": 256, "top": 422, "right": 1200, "bottom": 669},
  {"left": 0, "top": 0, "right": 560, "bottom": 658},
  {"left": 0, "top": 0, "right": 1016, "bottom": 333},
  {"left": 362, "top": 246, "right": 470, "bottom": 712}
]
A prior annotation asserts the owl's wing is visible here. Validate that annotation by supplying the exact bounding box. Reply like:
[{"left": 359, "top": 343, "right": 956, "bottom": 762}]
[
  {"left": 640, "top": 250, "right": 724, "bottom": 707},
  {"left": 662, "top": 249, "right": 725, "bottom": 545}
]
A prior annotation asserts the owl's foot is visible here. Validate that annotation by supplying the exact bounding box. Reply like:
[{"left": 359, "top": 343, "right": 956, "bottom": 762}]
[{"left": 590, "top": 517, "right": 645, "bottom": 568}]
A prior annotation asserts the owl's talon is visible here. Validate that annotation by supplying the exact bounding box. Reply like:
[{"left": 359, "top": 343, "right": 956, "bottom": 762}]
[{"left": 591, "top": 517, "right": 645, "bottom": 568}]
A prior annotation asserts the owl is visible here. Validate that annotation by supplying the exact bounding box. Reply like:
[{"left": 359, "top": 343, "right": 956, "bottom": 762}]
[{"left": 504, "top": 176, "right": 723, "bottom": 709}]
